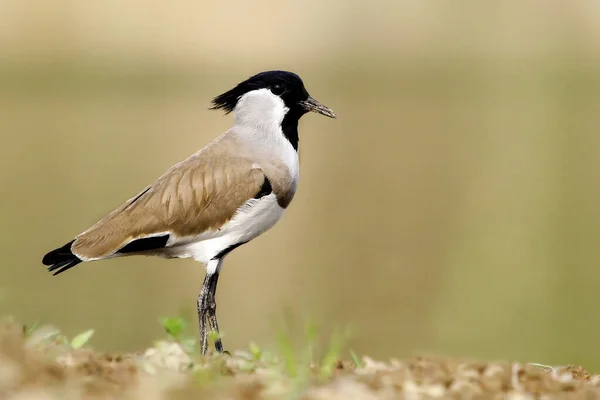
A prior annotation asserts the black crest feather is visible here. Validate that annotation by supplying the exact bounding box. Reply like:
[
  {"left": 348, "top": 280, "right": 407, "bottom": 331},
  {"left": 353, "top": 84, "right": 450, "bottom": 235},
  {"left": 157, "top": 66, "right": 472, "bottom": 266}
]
[
  {"left": 210, "top": 70, "right": 308, "bottom": 114},
  {"left": 210, "top": 89, "right": 239, "bottom": 114}
]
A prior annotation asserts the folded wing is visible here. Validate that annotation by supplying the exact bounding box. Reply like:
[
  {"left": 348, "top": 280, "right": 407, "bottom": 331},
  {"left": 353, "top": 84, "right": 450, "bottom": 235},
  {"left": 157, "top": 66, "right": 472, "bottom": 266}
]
[{"left": 72, "top": 155, "right": 266, "bottom": 260}]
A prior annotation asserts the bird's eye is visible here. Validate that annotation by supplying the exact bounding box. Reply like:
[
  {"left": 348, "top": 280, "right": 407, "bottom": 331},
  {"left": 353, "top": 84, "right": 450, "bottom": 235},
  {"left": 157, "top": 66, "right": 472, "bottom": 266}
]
[{"left": 271, "top": 84, "right": 285, "bottom": 95}]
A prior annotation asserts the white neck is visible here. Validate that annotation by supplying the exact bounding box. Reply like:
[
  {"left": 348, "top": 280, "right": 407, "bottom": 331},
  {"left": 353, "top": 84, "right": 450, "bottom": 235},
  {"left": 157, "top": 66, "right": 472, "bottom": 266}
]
[
  {"left": 233, "top": 89, "right": 289, "bottom": 133},
  {"left": 230, "top": 88, "right": 299, "bottom": 183}
]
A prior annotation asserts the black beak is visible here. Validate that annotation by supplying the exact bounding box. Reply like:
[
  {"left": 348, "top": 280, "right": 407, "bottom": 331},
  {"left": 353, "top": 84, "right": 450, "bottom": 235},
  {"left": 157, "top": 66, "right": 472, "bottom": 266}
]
[{"left": 300, "top": 96, "right": 336, "bottom": 119}]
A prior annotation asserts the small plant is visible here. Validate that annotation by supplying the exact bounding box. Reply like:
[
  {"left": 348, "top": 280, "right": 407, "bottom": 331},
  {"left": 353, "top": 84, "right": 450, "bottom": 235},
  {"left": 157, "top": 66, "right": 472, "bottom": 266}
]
[
  {"left": 159, "top": 316, "right": 187, "bottom": 339},
  {"left": 276, "top": 323, "right": 299, "bottom": 378},
  {"left": 274, "top": 313, "right": 354, "bottom": 383},
  {"left": 159, "top": 314, "right": 198, "bottom": 354},
  {"left": 70, "top": 329, "right": 95, "bottom": 349},
  {"left": 318, "top": 327, "right": 350, "bottom": 380},
  {"left": 249, "top": 341, "right": 263, "bottom": 361}
]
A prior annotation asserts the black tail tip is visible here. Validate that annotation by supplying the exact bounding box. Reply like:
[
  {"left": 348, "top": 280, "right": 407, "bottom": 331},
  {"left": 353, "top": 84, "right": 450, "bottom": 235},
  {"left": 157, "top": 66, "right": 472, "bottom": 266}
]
[
  {"left": 47, "top": 259, "right": 82, "bottom": 276},
  {"left": 43, "top": 240, "right": 82, "bottom": 276}
]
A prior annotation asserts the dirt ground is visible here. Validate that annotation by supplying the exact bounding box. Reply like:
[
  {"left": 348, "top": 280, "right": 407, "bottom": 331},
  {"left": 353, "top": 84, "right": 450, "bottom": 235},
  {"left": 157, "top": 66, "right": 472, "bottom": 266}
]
[{"left": 1, "top": 321, "right": 599, "bottom": 400}]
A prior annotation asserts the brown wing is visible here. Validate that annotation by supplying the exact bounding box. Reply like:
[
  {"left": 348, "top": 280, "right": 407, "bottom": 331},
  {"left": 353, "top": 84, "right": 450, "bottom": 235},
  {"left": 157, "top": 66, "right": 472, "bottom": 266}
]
[{"left": 71, "top": 150, "right": 266, "bottom": 260}]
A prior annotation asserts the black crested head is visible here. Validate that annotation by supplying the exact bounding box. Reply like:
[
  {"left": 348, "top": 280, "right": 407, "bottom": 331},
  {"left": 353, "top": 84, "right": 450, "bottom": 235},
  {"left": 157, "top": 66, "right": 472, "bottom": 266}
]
[
  {"left": 211, "top": 70, "right": 336, "bottom": 150},
  {"left": 211, "top": 70, "right": 310, "bottom": 114}
]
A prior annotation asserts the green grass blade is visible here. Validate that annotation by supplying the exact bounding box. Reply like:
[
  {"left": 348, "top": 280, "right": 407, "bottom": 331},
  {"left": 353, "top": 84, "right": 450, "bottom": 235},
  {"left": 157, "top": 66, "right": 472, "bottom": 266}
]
[{"left": 71, "top": 329, "right": 95, "bottom": 349}]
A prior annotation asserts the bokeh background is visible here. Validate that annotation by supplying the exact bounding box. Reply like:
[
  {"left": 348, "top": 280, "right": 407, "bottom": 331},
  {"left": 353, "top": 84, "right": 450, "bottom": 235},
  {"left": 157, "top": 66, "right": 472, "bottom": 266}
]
[{"left": 2, "top": 0, "right": 600, "bottom": 369}]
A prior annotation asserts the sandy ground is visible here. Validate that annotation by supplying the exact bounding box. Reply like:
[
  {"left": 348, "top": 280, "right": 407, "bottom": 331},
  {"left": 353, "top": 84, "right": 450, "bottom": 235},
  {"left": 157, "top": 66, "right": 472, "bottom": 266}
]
[{"left": 1, "top": 320, "right": 599, "bottom": 400}]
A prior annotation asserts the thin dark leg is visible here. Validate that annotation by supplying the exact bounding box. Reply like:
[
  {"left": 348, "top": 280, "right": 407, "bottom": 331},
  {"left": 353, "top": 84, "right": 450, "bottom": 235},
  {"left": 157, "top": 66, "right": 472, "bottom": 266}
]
[
  {"left": 206, "top": 272, "right": 223, "bottom": 353},
  {"left": 197, "top": 270, "right": 223, "bottom": 354},
  {"left": 197, "top": 273, "right": 211, "bottom": 354}
]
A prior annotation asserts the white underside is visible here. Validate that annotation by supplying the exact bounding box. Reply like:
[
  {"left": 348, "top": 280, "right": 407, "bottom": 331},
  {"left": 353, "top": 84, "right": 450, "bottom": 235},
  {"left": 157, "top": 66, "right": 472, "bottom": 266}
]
[{"left": 161, "top": 193, "right": 284, "bottom": 273}]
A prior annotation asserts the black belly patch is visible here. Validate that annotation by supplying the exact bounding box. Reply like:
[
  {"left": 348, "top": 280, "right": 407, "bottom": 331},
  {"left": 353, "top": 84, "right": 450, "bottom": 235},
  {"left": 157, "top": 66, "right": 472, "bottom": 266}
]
[
  {"left": 118, "top": 235, "right": 170, "bottom": 254},
  {"left": 254, "top": 176, "right": 272, "bottom": 199}
]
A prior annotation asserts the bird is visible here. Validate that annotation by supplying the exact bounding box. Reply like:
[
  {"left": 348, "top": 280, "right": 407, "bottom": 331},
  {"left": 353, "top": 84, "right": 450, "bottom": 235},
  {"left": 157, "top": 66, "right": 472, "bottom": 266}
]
[{"left": 42, "top": 70, "right": 336, "bottom": 354}]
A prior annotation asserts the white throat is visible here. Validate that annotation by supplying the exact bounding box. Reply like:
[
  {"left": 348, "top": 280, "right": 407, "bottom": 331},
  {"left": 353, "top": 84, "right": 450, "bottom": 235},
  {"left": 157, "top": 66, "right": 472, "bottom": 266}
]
[{"left": 233, "top": 89, "right": 289, "bottom": 131}]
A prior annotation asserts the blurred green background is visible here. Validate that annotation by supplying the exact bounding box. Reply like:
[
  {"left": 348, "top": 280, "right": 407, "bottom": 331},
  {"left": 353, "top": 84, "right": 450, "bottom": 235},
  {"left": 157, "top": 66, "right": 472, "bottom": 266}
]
[{"left": 1, "top": 0, "right": 600, "bottom": 368}]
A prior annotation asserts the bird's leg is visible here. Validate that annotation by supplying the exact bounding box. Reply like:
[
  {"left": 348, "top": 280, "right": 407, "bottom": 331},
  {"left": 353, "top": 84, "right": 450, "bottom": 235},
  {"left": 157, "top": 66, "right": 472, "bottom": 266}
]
[
  {"left": 206, "top": 271, "right": 224, "bottom": 353},
  {"left": 197, "top": 273, "right": 211, "bottom": 355},
  {"left": 197, "top": 270, "right": 223, "bottom": 354}
]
